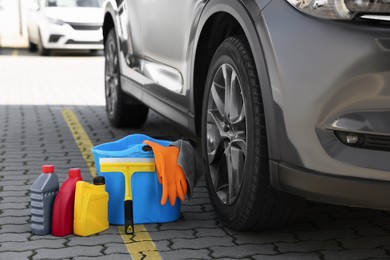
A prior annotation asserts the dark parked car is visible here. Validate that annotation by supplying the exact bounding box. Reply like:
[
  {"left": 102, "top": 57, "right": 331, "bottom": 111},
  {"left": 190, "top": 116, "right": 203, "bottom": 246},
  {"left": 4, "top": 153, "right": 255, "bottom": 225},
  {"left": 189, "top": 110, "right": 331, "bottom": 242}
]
[{"left": 102, "top": 0, "right": 390, "bottom": 230}]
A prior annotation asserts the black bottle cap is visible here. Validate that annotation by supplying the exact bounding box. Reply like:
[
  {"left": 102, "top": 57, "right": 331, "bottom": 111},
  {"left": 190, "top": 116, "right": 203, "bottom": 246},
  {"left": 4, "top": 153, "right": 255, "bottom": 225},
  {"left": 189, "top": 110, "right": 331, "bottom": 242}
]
[{"left": 93, "top": 176, "right": 105, "bottom": 185}]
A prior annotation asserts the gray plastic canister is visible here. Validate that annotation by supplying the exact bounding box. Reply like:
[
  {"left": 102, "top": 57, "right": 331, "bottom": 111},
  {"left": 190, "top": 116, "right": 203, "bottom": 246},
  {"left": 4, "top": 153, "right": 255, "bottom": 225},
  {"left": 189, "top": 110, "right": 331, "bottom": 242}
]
[{"left": 30, "top": 165, "right": 59, "bottom": 235}]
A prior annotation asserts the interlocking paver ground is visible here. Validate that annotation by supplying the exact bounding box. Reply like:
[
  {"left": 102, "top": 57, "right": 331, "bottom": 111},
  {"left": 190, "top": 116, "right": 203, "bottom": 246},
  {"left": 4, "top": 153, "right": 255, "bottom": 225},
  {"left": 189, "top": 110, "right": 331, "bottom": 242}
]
[{"left": 0, "top": 49, "right": 390, "bottom": 260}]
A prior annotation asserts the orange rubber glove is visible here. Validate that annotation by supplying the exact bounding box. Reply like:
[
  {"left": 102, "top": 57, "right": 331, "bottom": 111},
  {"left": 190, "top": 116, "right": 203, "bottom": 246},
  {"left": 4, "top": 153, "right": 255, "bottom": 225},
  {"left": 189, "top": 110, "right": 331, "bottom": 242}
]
[{"left": 143, "top": 140, "right": 188, "bottom": 206}]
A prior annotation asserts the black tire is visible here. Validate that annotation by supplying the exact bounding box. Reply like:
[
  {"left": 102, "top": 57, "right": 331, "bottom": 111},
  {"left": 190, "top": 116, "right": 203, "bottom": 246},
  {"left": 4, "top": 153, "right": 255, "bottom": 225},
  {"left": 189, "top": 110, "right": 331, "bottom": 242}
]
[
  {"left": 202, "top": 36, "right": 300, "bottom": 231},
  {"left": 104, "top": 28, "right": 149, "bottom": 127},
  {"left": 38, "top": 30, "right": 50, "bottom": 56},
  {"left": 28, "top": 39, "right": 38, "bottom": 52}
]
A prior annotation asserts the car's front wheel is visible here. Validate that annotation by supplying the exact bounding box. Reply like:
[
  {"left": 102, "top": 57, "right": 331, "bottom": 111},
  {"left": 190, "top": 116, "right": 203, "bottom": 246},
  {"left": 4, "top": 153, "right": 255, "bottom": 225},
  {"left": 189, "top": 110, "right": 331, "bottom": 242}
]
[
  {"left": 105, "top": 28, "right": 149, "bottom": 127},
  {"left": 38, "top": 30, "right": 50, "bottom": 56},
  {"left": 202, "top": 36, "right": 300, "bottom": 231}
]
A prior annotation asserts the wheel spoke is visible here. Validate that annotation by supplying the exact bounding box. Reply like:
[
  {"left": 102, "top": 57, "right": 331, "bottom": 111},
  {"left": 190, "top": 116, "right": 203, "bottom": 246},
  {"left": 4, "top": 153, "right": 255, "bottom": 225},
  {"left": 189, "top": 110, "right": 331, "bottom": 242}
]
[
  {"left": 206, "top": 110, "right": 227, "bottom": 165},
  {"left": 210, "top": 82, "right": 225, "bottom": 118},
  {"left": 222, "top": 64, "right": 232, "bottom": 119},
  {"left": 225, "top": 145, "right": 234, "bottom": 203},
  {"left": 212, "top": 142, "right": 246, "bottom": 204},
  {"left": 213, "top": 152, "right": 228, "bottom": 203}
]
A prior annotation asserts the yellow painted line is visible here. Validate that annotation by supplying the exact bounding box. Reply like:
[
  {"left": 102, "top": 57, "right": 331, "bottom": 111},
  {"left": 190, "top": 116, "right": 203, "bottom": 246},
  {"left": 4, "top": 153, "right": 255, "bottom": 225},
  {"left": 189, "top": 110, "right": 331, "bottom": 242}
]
[
  {"left": 62, "top": 108, "right": 161, "bottom": 260},
  {"left": 62, "top": 109, "right": 97, "bottom": 177},
  {"left": 118, "top": 226, "right": 161, "bottom": 260}
]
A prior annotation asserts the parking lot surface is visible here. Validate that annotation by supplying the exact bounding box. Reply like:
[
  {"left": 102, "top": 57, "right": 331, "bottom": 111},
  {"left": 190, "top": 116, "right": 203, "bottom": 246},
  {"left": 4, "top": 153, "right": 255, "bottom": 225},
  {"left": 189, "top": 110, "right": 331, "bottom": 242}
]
[{"left": 0, "top": 49, "right": 390, "bottom": 259}]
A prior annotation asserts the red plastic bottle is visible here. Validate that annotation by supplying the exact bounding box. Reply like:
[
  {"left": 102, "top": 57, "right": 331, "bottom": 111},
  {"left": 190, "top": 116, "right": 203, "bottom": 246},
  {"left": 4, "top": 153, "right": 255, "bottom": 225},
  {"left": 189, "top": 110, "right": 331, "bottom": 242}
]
[{"left": 52, "top": 168, "right": 83, "bottom": 236}]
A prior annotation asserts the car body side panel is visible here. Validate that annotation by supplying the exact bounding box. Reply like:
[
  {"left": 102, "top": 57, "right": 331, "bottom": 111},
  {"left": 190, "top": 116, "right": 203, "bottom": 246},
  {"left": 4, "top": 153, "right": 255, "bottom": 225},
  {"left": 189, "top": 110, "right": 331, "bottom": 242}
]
[
  {"left": 140, "top": 0, "right": 204, "bottom": 94},
  {"left": 139, "top": 0, "right": 206, "bottom": 117}
]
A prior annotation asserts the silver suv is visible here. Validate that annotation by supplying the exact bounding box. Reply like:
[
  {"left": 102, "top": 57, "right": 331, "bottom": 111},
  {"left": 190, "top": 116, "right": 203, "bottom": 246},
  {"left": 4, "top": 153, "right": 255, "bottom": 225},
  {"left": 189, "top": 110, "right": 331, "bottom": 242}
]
[{"left": 102, "top": 0, "right": 390, "bottom": 230}]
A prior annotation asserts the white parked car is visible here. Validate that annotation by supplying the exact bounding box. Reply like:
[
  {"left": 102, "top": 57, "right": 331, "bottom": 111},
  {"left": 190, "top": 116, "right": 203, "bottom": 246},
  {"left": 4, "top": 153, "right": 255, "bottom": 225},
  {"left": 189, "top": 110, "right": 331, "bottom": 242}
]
[{"left": 27, "top": 0, "right": 103, "bottom": 56}]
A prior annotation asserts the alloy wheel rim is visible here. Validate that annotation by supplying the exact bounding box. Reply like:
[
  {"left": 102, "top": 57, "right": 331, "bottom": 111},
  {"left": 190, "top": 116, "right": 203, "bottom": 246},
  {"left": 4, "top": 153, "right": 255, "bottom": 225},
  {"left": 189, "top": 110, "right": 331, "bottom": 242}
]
[
  {"left": 105, "top": 38, "right": 119, "bottom": 117},
  {"left": 206, "top": 63, "right": 247, "bottom": 205}
]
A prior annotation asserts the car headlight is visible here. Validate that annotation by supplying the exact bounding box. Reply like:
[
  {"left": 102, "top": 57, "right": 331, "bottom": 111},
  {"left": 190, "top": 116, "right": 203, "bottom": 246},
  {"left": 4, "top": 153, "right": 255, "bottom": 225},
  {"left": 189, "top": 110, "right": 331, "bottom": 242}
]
[
  {"left": 45, "top": 16, "right": 66, "bottom": 25},
  {"left": 286, "top": 0, "right": 390, "bottom": 20}
]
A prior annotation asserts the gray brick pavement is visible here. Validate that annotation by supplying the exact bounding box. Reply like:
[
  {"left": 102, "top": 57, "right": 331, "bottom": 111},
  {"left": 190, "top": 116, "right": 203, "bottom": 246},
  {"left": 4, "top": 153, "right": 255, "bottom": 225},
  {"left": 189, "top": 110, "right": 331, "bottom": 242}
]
[
  {"left": 253, "top": 253, "right": 322, "bottom": 260},
  {"left": 320, "top": 249, "right": 389, "bottom": 260},
  {"left": 211, "top": 244, "right": 276, "bottom": 258},
  {"left": 33, "top": 245, "right": 104, "bottom": 259}
]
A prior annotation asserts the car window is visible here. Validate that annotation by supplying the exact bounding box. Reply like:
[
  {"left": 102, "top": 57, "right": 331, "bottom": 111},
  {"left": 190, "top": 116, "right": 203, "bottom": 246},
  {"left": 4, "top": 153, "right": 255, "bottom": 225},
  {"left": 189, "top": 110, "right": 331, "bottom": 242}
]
[{"left": 46, "top": 0, "right": 103, "bottom": 7}]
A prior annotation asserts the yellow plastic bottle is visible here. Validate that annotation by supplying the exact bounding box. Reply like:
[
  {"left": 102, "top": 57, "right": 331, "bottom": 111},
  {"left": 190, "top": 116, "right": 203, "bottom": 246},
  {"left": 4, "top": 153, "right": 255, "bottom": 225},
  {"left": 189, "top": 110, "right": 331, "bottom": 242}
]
[{"left": 74, "top": 176, "right": 109, "bottom": 236}]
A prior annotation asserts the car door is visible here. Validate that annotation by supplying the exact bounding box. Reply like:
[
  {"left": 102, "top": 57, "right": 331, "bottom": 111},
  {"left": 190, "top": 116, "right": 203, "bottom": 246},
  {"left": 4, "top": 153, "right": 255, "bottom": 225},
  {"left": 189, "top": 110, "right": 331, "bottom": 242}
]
[
  {"left": 27, "top": 0, "right": 42, "bottom": 43},
  {"left": 135, "top": 1, "right": 205, "bottom": 111},
  {"left": 139, "top": 0, "right": 204, "bottom": 95}
]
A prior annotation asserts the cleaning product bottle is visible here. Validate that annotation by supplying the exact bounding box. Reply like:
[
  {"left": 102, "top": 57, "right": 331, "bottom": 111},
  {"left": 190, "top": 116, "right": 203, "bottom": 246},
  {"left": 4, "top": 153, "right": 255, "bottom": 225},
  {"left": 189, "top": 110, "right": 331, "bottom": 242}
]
[
  {"left": 30, "top": 165, "right": 59, "bottom": 235},
  {"left": 74, "top": 176, "right": 109, "bottom": 236},
  {"left": 52, "top": 168, "right": 83, "bottom": 236}
]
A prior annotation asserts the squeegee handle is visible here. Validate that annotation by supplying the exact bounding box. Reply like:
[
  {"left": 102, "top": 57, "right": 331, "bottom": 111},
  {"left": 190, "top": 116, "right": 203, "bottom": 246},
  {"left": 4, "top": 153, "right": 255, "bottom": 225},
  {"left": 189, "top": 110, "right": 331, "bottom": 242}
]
[{"left": 124, "top": 200, "right": 134, "bottom": 234}]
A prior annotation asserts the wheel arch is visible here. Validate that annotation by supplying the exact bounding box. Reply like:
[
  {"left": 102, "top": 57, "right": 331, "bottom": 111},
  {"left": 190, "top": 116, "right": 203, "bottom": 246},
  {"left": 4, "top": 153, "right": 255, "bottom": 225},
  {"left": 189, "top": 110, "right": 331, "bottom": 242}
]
[
  {"left": 192, "top": 0, "right": 281, "bottom": 162},
  {"left": 103, "top": 7, "right": 116, "bottom": 47}
]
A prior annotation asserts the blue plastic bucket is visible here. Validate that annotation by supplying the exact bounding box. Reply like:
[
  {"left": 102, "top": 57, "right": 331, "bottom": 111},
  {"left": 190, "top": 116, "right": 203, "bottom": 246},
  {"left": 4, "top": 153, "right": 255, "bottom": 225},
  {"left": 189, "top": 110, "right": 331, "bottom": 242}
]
[{"left": 91, "top": 134, "right": 181, "bottom": 225}]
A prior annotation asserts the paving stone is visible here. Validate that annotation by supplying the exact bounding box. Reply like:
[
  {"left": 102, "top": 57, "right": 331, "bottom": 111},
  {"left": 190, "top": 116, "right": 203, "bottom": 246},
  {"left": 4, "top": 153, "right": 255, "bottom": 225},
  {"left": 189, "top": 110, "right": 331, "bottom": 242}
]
[
  {"left": 297, "top": 213, "right": 333, "bottom": 222},
  {"left": 143, "top": 223, "right": 160, "bottom": 232},
  {"left": 305, "top": 203, "right": 350, "bottom": 214},
  {"left": 0, "top": 239, "right": 67, "bottom": 252},
  {"left": 68, "top": 234, "right": 123, "bottom": 246},
  {"left": 185, "top": 197, "right": 211, "bottom": 205},
  {"left": 272, "top": 222, "right": 317, "bottom": 233},
  {"left": 104, "top": 243, "right": 132, "bottom": 255},
  {"left": 0, "top": 251, "right": 33, "bottom": 260},
  {"left": 97, "top": 226, "right": 121, "bottom": 235},
  {"left": 211, "top": 244, "right": 276, "bottom": 258},
  {"left": 148, "top": 229, "right": 195, "bottom": 241},
  {"left": 154, "top": 240, "right": 172, "bottom": 251},
  {"left": 158, "top": 220, "right": 217, "bottom": 230},
  {"left": 0, "top": 233, "right": 29, "bottom": 242},
  {"left": 30, "top": 234, "right": 64, "bottom": 241},
  {"left": 181, "top": 205, "right": 204, "bottom": 213},
  {"left": 202, "top": 204, "right": 215, "bottom": 212},
  {"left": 159, "top": 249, "right": 211, "bottom": 259},
  {"left": 276, "top": 240, "right": 341, "bottom": 253},
  {"left": 195, "top": 228, "right": 227, "bottom": 238},
  {"left": 33, "top": 245, "right": 104, "bottom": 259},
  {"left": 253, "top": 253, "right": 321, "bottom": 259},
  {"left": 296, "top": 229, "right": 358, "bottom": 240},
  {"left": 355, "top": 227, "right": 390, "bottom": 236},
  {"left": 74, "top": 254, "right": 131, "bottom": 260},
  {"left": 338, "top": 236, "right": 390, "bottom": 249},
  {"left": 2, "top": 187, "right": 32, "bottom": 193},
  {"left": 371, "top": 217, "right": 390, "bottom": 226},
  {"left": 171, "top": 236, "right": 234, "bottom": 250},
  {"left": 0, "top": 180, "right": 28, "bottom": 186},
  {"left": 234, "top": 232, "right": 297, "bottom": 244},
  {"left": 1, "top": 175, "right": 31, "bottom": 181},
  {"left": 1, "top": 196, "right": 30, "bottom": 203},
  {"left": 216, "top": 258, "right": 252, "bottom": 260},
  {"left": 0, "top": 223, "right": 31, "bottom": 233},
  {"left": 315, "top": 219, "right": 373, "bottom": 229},
  {"left": 0, "top": 191, "right": 29, "bottom": 198},
  {"left": 1, "top": 208, "right": 30, "bottom": 217},
  {"left": 329, "top": 209, "right": 386, "bottom": 219},
  {"left": 182, "top": 211, "right": 217, "bottom": 221},
  {"left": 321, "top": 249, "right": 389, "bottom": 260},
  {"left": 0, "top": 203, "right": 28, "bottom": 210},
  {"left": 0, "top": 216, "right": 29, "bottom": 225}
]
